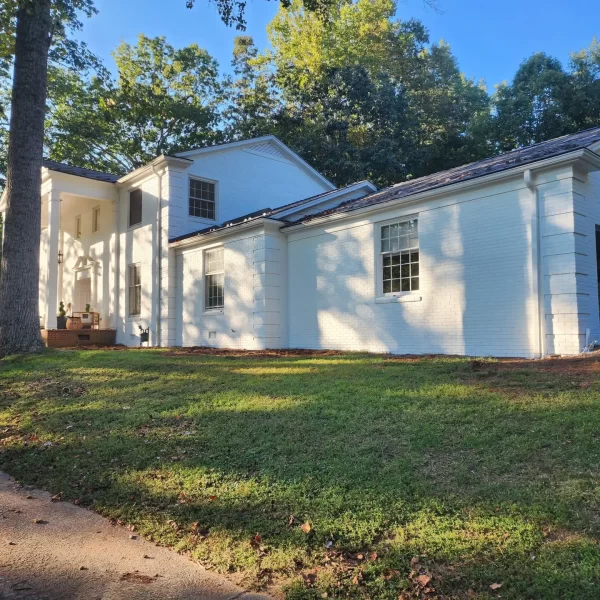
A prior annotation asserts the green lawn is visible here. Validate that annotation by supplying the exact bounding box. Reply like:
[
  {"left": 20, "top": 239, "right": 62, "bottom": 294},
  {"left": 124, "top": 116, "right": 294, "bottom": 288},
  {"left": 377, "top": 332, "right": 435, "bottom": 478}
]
[{"left": 1, "top": 349, "right": 600, "bottom": 599}]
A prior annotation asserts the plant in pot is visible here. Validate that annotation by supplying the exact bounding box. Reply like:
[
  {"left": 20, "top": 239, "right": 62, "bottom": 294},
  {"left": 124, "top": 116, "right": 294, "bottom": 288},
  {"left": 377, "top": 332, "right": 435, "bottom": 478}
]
[
  {"left": 57, "top": 302, "right": 67, "bottom": 329},
  {"left": 81, "top": 303, "right": 93, "bottom": 328}
]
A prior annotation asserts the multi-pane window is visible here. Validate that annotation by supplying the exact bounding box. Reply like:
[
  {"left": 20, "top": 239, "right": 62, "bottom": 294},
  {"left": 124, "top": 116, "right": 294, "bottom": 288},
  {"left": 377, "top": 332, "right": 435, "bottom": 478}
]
[
  {"left": 92, "top": 206, "right": 100, "bottom": 233},
  {"left": 129, "top": 188, "right": 142, "bottom": 227},
  {"left": 128, "top": 264, "right": 141, "bottom": 316},
  {"left": 205, "top": 247, "right": 224, "bottom": 310},
  {"left": 381, "top": 219, "right": 419, "bottom": 293},
  {"left": 189, "top": 179, "right": 216, "bottom": 220},
  {"left": 75, "top": 215, "right": 81, "bottom": 239}
]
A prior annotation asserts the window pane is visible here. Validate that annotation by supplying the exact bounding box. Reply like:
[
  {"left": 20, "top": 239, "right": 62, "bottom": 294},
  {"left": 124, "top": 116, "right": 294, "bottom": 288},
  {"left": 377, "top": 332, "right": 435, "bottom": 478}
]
[
  {"left": 411, "top": 263, "right": 419, "bottom": 277},
  {"left": 392, "top": 265, "right": 400, "bottom": 279},
  {"left": 401, "top": 264, "right": 410, "bottom": 278},
  {"left": 383, "top": 280, "right": 391, "bottom": 293},
  {"left": 390, "top": 237, "right": 399, "bottom": 252},
  {"left": 401, "top": 279, "right": 410, "bottom": 292},
  {"left": 411, "top": 251, "right": 419, "bottom": 263},
  {"left": 383, "top": 255, "right": 391, "bottom": 266},
  {"left": 411, "top": 277, "right": 419, "bottom": 291},
  {"left": 401, "top": 252, "right": 410, "bottom": 264},
  {"left": 381, "top": 225, "right": 389, "bottom": 239},
  {"left": 392, "top": 279, "right": 400, "bottom": 292},
  {"left": 381, "top": 238, "right": 390, "bottom": 253}
]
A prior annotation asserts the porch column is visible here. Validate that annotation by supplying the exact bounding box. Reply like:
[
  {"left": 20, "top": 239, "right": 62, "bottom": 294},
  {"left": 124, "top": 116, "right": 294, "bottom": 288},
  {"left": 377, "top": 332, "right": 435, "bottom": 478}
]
[{"left": 45, "top": 190, "right": 60, "bottom": 329}]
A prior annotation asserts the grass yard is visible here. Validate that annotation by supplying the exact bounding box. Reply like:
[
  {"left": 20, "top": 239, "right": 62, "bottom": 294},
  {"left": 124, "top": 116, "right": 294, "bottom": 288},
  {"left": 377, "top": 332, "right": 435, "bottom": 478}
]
[{"left": 1, "top": 349, "right": 600, "bottom": 599}]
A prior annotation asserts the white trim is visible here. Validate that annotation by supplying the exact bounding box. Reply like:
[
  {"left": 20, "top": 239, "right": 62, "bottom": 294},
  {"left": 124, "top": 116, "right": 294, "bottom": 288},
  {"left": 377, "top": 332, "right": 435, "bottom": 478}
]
[
  {"left": 175, "top": 136, "right": 335, "bottom": 191},
  {"left": 117, "top": 155, "right": 191, "bottom": 186}
]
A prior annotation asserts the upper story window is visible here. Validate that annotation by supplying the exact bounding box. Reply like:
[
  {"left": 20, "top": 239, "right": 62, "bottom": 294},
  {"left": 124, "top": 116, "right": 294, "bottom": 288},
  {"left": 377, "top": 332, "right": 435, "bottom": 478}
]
[
  {"left": 381, "top": 219, "right": 419, "bottom": 293},
  {"left": 205, "top": 247, "right": 224, "bottom": 310},
  {"left": 129, "top": 188, "right": 142, "bottom": 227},
  {"left": 92, "top": 206, "right": 100, "bottom": 233},
  {"left": 189, "top": 178, "right": 216, "bottom": 220},
  {"left": 75, "top": 215, "right": 81, "bottom": 240}
]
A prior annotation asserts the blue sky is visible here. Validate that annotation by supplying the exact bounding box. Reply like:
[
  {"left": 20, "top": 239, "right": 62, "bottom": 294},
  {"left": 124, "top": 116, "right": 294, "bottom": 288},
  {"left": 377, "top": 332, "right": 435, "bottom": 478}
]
[{"left": 79, "top": 0, "right": 598, "bottom": 92}]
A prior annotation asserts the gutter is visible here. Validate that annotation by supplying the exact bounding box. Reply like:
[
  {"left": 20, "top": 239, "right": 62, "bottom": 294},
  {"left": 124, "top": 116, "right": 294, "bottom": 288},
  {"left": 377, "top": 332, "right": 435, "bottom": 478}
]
[
  {"left": 524, "top": 169, "right": 545, "bottom": 358},
  {"left": 151, "top": 165, "right": 163, "bottom": 347}
]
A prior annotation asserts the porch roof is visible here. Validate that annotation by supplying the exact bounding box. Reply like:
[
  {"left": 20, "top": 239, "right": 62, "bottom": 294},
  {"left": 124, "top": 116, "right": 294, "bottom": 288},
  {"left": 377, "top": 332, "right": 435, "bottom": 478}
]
[{"left": 43, "top": 160, "right": 120, "bottom": 184}]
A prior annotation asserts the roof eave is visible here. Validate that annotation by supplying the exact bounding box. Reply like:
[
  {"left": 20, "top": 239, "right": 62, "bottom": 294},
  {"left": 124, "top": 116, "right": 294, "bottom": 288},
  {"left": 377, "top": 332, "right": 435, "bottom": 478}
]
[
  {"left": 117, "top": 155, "right": 192, "bottom": 186},
  {"left": 169, "top": 217, "right": 282, "bottom": 249},
  {"left": 283, "top": 148, "right": 600, "bottom": 233}
]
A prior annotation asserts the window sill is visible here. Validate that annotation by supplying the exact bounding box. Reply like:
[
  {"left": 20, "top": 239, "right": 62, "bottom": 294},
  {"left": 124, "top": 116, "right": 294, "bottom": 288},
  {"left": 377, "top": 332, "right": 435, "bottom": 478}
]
[
  {"left": 375, "top": 294, "right": 422, "bottom": 304},
  {"left": 203, "top": 308, "right": 224, "bottom": 316}
]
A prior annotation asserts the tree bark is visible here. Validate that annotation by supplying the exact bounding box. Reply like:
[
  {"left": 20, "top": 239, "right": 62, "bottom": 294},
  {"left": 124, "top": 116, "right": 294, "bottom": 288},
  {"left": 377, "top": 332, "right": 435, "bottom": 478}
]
[{"left": 0, "top": 0, "right": 52, "bottom": 356}]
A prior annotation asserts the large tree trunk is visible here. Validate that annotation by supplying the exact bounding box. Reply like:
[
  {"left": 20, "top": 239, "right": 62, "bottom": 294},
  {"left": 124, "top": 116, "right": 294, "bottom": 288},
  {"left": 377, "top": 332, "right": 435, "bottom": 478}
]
[{"left": 0, "top": 0, "right": 52, "bottom": 357}]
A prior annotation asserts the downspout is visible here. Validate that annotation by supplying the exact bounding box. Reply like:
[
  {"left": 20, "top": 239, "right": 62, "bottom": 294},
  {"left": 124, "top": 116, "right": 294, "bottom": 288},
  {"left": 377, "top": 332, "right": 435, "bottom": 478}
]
[
  {"left": 151, "top": 165, "right": 163, "bottom": 347},
  {"left": 524, "top": 169, "right": 545, "bottom": 358}
]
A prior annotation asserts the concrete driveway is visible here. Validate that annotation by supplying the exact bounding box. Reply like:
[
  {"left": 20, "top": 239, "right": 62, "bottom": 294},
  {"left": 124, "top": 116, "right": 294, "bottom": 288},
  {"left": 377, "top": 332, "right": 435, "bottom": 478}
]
[{"left": 0, "top": 472, "right": 272, "bottom": 600}]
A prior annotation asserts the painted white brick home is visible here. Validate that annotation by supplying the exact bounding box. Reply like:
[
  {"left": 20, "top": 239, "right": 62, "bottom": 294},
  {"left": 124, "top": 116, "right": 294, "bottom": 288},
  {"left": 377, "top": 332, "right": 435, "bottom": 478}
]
[{"left": 2, "top": 129, "right": 600, "bottom": 357}]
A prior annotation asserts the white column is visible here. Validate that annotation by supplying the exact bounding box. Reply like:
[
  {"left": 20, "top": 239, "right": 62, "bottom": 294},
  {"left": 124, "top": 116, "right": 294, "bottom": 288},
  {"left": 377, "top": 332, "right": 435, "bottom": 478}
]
[
  {"left": 45, "top": 190, "right": 60, "bottom": 329},
  {"left": 111, "top": 199, "right": 120, "bottom": 328}
]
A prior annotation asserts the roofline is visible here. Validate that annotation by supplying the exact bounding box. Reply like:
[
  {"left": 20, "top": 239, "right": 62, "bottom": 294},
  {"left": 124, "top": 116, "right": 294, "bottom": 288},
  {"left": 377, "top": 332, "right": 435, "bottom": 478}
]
[
  {"left": 175, "top": 135, "right": 336, "bottom": 191},
  {"left": 41, "top": 165, "right": 118, "bottom": 186},
  {"left": 170, "top": 217, "right": 282, "bottom": 249},
  {"left": 117, "top": 155, "right": 192, "bottom": 185},
  {"left": 273, "top": 180, "right": 376, "bottom": 219},
  {"left": 283, "top": 148, "right": 600, "bottom": 233}
]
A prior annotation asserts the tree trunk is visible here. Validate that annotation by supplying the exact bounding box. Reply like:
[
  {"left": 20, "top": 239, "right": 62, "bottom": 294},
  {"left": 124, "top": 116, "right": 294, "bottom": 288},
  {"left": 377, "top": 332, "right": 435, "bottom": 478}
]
[{"left": 0, "top": 0, "right": 52, "bottom": 356}]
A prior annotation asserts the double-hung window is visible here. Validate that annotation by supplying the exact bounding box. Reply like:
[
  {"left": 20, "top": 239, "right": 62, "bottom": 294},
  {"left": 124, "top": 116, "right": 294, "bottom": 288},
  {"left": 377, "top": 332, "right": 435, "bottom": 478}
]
[
  {"left": 189, "top": 178, "right": 216, "bottom": 220},
  {"left": 128, "top": 264, "right": 141, "bottom": 316},
  {"left": 381, "top": 219, "right": 419, "bottom": 293},
  {"left": 75, "top": 215, "right": 82, "bottom": 240},
  {"left": 205, "top": 247, "right": 224, "bottom": 310}
]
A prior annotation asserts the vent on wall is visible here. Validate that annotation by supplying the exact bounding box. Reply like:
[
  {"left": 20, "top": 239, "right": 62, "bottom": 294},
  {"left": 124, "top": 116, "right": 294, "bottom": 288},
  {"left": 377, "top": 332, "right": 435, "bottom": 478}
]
[{"left": 208, "top": 331, "right": 217, "bottom": 340}]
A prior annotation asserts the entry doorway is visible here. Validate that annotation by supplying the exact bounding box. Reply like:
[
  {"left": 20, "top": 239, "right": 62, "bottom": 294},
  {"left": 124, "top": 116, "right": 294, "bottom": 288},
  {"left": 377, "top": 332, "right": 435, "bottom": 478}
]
[{"left": 74, "top": 277, "right": 91, "bottom": 313}]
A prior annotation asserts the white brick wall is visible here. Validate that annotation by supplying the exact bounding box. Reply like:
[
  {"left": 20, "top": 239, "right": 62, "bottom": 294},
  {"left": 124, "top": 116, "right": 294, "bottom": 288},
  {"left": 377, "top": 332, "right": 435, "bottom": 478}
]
[
  {"left": 287, "top": 176, "right": 540, "bottom": 357},
  {"left": 178, "top": 223, "right": 287, "bottom": 349}
]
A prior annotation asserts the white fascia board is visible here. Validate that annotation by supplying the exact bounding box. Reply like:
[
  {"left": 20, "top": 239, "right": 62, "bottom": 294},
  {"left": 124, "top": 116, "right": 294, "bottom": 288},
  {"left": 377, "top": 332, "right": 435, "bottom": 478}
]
[
  {"left": 117, "top": 155, "right": 191, "bottom": 186},
  {"left": 175, "top": 135, "right": 335, "bottom": 191},
  {"left": 169, "top": 217, "right": 281, "bottom": 250},
  {"left": 282, "top": 149, "right": 600, "bottom": 233}
]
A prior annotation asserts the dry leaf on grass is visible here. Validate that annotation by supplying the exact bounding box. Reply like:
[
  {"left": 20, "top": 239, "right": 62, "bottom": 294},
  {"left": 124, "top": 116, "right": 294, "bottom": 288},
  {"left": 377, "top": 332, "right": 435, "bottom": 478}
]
[
  {"left": 300, "top": 521, "right": 312, "bottom": 534},
  {"left": 490, "top": 582, "right": 503, "bottom": 591}
]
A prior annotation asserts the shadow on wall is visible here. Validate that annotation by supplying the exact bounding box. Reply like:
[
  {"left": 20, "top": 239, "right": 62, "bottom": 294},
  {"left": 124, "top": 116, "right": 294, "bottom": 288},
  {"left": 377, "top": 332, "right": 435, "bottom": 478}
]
[{"left": 291, "top": 186, "right": 542, "bottom": 357}]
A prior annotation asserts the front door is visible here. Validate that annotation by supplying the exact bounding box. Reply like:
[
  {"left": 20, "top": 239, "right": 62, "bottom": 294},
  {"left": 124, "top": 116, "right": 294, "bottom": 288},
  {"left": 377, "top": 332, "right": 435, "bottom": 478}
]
[{"left": 74, "top": 277, "right": 91, "bottom": 313}]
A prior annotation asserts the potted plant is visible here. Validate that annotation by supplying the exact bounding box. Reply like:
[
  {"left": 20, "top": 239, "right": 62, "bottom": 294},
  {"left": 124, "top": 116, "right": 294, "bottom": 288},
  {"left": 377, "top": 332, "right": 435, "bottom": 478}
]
[{"left": 57, "top": 302, "right": 67, "bottom": 329}]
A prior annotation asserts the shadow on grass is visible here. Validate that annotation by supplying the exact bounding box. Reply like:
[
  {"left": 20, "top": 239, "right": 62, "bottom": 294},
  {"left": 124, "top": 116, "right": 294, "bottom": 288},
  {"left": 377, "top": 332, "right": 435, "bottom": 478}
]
[{"left": 1, "top": 350, "right": 600, "bottom": 598}]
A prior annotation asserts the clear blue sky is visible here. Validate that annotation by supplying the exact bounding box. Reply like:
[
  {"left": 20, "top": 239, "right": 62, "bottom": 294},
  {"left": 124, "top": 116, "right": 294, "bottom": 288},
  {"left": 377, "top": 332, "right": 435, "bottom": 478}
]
[{"left": 78, "top": 0, "right": 599, "bottom": 92}]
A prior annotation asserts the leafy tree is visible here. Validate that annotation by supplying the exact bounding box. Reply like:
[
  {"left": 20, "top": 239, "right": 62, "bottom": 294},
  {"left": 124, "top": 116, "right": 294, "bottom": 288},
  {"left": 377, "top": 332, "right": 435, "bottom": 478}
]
[
  {"left": 236, "top": 0, "right": 490, "bottom": 185},
  {"left": 0, "top": 0, "right": 97, "bottom": 356},
  {"left": 47, "top": 35, "right": 223, "bottom": 174},
  {"left": 493, "top": 53, "right": 574, "bottom": 151},
  {"left": 222, "top": 36, "right": 280, "bottom": 141}
]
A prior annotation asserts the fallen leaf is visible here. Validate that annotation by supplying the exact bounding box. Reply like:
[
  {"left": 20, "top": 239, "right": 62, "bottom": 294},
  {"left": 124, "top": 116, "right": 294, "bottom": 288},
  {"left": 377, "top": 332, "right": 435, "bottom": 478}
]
[
  {"left": 300, "top": 522, "right": 312, "bottom": 534},
  {"left": 490, "top": 583, "right": 503, "bottom": 591},
  {"left": 416, "top": 574, "right": 431, "bottom": 588},
  {"left": 33, "top": 519, "right": 48, "bottom": 524}
]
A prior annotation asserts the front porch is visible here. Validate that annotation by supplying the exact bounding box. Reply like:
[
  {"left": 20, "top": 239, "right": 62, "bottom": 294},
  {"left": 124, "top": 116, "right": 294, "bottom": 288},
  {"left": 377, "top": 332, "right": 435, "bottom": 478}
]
[
  {"left": 39, "top": 164, "right": 119, "bottom": 333},
  {"left": 42, "top": 328, "right": 117, "bottom": 348}
]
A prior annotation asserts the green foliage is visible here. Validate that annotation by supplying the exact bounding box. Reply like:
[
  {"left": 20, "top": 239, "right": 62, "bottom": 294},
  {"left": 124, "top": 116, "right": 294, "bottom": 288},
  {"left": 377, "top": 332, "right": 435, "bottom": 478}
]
[
  {"left": 2, "top": 350, "right": 600, "bottom": 598},
  {"left": 46, "top": 35, "right": 223, "bottom": 174},
  {"left": 58, "top": 301, "right": 66, "bottom": 317}
]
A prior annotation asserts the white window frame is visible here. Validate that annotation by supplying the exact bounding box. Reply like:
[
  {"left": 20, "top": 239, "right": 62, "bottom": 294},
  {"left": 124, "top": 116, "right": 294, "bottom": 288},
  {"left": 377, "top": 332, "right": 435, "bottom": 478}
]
[
  {"left": 189, "top": 176, "right": 218, "bottom": 223},
  {"left": 128, "top": 263, "right": 142, "bottom": 316},
  {"left": 204, "top": 246, "right": 224, "bottom": 312},
  {"left": 92, "top": 206, "right": 100, "bottom": 233},
  {"left": 75, "top": 215, "right": 82, "bottom": 240},
  {"left": 375, "top": 215, "right": 421, "bottom": 303}
]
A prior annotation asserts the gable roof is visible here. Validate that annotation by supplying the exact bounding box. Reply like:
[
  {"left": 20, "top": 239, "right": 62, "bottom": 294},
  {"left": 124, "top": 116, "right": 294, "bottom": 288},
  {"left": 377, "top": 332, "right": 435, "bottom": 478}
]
[
  {"left": 283, "top": 126, "right": 600, "bottom": 228},
  {"left": 169, "top": 181, "right": 374, "bottom": 244},
  {"left": 43, "top": 159, "right": 120, "bottom": 183},
  {"left": 175, "top": 135, "right": 335, "bottom": 191}
]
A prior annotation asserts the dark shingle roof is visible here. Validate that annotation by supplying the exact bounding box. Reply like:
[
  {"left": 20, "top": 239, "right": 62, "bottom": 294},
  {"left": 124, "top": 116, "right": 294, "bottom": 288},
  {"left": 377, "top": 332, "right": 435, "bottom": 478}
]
[
  {"left": 284, "top": 126, "right": 600, "bottom": 228},
  {"left": 169, "top": 181, "right": 373, "bottom": 244},
  {"left": 43, "top": 159, "right": 120, "bottom": 183}
]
